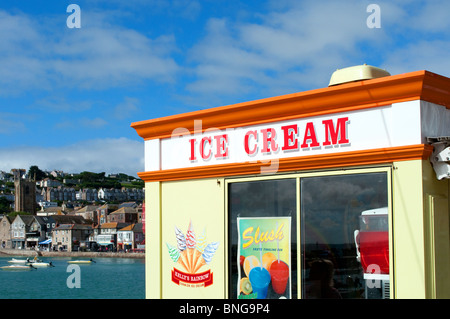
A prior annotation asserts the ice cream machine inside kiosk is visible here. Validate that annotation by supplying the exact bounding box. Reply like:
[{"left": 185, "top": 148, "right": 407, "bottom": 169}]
[{"left": 354, "top": 207, "right": 390, "bottom": 299}]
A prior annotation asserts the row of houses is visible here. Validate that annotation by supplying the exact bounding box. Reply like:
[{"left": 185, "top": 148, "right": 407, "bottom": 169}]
[
  {"left": 51, "top": 202, "right": 144, "bottom": 226},
  {"left": 0, "top": 204, "right": 145, "bottom": 252},
  {"left": 41, "top": 186, "right": 144, "bottom": 202}
]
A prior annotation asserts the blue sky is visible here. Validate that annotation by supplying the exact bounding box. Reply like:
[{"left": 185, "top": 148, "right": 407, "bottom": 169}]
[{"left": 0, "top": 0, "right": 449, "bottom": 177}]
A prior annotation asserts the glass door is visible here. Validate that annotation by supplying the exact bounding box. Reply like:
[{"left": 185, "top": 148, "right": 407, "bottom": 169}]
[
  {"left": 300, "top": 171, "right": 391, "bottom": 299},
  {"left": 228, "top": 178, "right": 297, "bottom": 299}
]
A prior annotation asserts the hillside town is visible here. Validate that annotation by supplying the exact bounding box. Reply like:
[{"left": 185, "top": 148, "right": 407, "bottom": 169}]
[{"left": 0, "top": 167, "right": 145, "bottom": 253}]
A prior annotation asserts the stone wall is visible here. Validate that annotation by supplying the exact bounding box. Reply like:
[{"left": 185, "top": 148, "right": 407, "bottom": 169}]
[{"left": 0, "top": 248, "right": 144, "bottom": 259}]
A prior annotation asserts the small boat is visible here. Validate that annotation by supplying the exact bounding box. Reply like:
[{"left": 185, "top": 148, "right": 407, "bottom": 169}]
[
  {"left": 67, "top": 259, "right": 96, "bottom": 264},
  {"left": 8, "top": 258, "right": 31, "bottom": 264},
  {"left": 8, "top": 257, "right": 45, "bottom": 265},
  {"left": 1, "top": 264, "right": 36, "bottom": 271},
  {"left": 31, "top": 261, "right": 54, "bottom": 268}
]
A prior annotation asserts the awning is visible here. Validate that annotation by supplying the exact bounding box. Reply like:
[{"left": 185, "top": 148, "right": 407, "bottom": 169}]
[
  {"left": 39, "top": 239, "right": 52, "bottom": 245},
  {"left": 98, "top": 242, "right": 114, "bottom": 246}
]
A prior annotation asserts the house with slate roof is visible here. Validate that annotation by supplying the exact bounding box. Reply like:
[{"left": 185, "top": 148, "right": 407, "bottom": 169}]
[
  {"left": 0, "top": 215, "right": 13, "bottom": 248},
  {"left": 10, "top": 215, "right": 35, "bottom": 249},
  {"left": 117, "top": 223, "right": 144, "bottom": 251}
]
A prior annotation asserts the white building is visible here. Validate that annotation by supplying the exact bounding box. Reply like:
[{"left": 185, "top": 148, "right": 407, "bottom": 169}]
[{"left": 38, "top": 201, "right": 58, "bottom": 208}]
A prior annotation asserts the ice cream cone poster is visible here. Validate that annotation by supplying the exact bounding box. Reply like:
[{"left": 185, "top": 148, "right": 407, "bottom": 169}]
[
  {"left": 167, "top": 220, "right": 219, "bottom": 288},
  {"left": 237, "top": 217, "right": 291, "bottom": 299}
]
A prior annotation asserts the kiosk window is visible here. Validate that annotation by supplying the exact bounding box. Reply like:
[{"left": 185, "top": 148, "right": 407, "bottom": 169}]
[
  {"left": 228, "top": 170, "right": 390, "bottom": 299},
  {"left": 300, "top": 172, "right": 390, "bottom": 299},
  {"left": 228, "top": 179, "right": 297, "bottom": 299}
]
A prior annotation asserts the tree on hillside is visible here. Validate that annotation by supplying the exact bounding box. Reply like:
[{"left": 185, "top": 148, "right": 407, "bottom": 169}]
[
  {"left": 28, "top": 165, "right": 47, "bottom": 181},
  {"left": 0, "top": 197, "right": 12, "bottom": 214},
  {"left": 75, "top": 171, "right": 106, "bottom": 182},
  {"left": 72, "top": 171, "right": 122, "bottom": 189},
  {"left": 7, "top": 211, "right": 32, "bottom": 217}
]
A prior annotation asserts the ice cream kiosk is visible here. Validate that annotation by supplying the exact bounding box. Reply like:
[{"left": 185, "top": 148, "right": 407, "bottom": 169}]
[{"left": 131, "top": 65, "right": 450, "bottom": 299}]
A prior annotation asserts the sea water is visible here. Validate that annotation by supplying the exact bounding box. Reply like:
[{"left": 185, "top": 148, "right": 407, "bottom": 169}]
[{"left": 0, "top": 256, "right": 145, "bottom": 299}]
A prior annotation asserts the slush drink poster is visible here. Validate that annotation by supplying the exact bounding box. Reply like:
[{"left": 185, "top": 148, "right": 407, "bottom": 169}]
[{"left": 237, "top": 217, "right": 291, "bottom": 299}]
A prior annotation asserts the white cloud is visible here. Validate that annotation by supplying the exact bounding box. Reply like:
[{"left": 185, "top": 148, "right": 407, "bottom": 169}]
[
  {"left": 381, "top": 40, "right": 450, "bottom": 77},
  {"left": 34, "top": 96, "right": 93, "bottom": 113},
  {"left": 184, "top": 1, "right": 388, "bottom": 104},
  {"left": 51, "top": 28, "right": 179, "bottom": 89},
  {"left": 80, "top": 117, "right": 108, "bottom": 128},
  {"left": 0, "top": 9, "right": 180, "bottom": 96},
  {"left": 183, "top": 0, "right": 450, "bottom": 106},
  {"left": 0, "top": 137, "right": 144, "bottom": 177},
  {"left": 90, "top": 0, "right": 202, "bottom": 20},
  {"left": 113, "top": 97, "right": 140, "bottom": 119},
  {"left": 404, "top": 0, "right": 450, "bottom": 32},
  {"left": 374, "top": 1, "right": 450, "bottom": 78},
  {"left": 0, "top": 117, "right": 27, "bottom": 135}
]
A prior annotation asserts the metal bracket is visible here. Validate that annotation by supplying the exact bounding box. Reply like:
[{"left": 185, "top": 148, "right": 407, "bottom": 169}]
[{"left": 427, "top": 137, "right": 450, "bottom": 180}]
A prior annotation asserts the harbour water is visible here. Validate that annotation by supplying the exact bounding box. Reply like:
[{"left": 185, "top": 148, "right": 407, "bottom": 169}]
[{"left": 0, "top": 256, "right": 145, "bottom": 299}]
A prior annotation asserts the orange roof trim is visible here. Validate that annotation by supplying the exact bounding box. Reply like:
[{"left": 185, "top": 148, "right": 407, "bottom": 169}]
[{"left": 131, "top": 70, "right": 450, "bottom": 141}]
